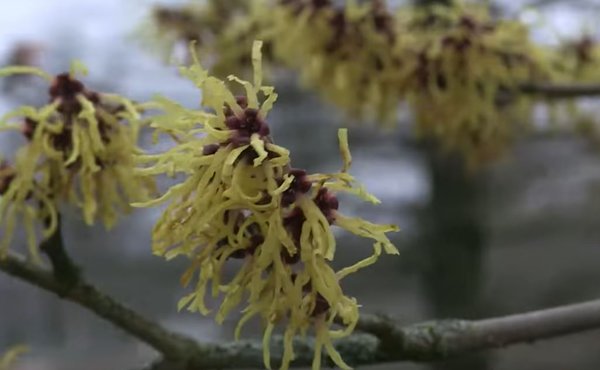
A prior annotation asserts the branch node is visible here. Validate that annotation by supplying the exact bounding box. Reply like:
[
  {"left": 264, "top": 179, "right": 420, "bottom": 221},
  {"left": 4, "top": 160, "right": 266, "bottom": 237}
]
[{"left": 39, "top": 215, "right": 81, "bottom": 291}]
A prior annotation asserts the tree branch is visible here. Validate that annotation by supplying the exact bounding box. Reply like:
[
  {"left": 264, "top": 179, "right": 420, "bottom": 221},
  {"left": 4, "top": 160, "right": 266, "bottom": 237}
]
[
  {"left": 39, "top": 214, "right": 80, "bottom": 287},
  {"left": 0, "top": 251, "right": 382, "bottom": 368},
  {"left": 518, "top": 83, "right": 600, "bottom": 98},
  {"left": 0, "top": 252, "right": 198, "bottom": 361},
  {"left": 137, "top": 333, "right": 382, "bottom": 370},
  {"left": 525, "top": 0, "right": 600, "bottom": 10},
  {"left": 355, "top": 300, "right": 600, "bottom": 361},
  {"left": 3, "top": 251, "right": 600, "bottom": 368}
]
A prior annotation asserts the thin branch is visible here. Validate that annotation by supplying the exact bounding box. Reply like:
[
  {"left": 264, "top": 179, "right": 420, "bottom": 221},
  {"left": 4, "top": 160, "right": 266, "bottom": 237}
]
[
  {"left": 39, "top": 214, "right": 80, "bottom": 287},
  {"left": 518, "top": 83, "right": 600, "bottom": 98},
  {"left": 0, "top": 251, "right": 382, "bottom": 368},
  {"left": 138, "top": 333, "right": 382, "bottom": 370},
  {"left": 525, "top": 0, "right": 600, "bottom": 10},
  {"left": 0, "top": 252, "right": 198, "bottom": 361},
  {"left": 355, "top": 300, "right": 600, "bottom": 361},
  {"left": 147, "top": 299, "right": 600, "bottom": 368},
  {"left": 3, "top": 251, "right": 600, "bottom": 368}
]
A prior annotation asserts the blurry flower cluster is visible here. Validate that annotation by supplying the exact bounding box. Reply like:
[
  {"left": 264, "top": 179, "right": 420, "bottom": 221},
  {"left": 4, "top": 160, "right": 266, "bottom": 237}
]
[
  {"left": 266, "top": 0, "right": 554, "bottom": 165},
  {"left": 136, "top": 41, "right": 398, "bottom": 370},
  {"left": 140, "top": 0, "right": 266, "bottom": 79},
  {"left": 0, "top": 345, "right": 27, "bottom": 370},
  {"left": 546, "top": 35, "right": 600, "bottom": 139},
  {"left": 0, "top": 65, "right": 154, "bottom": 262},
  {"left": 142, "top": 0, "right": 568, "bottom": 166},
  {"left": 555, "top": 35, "right": 600, "bottom": 82},
  {"left": 395, "top": 3, "right": 552, "bottom": 165},
  {"left": 268, "top": 0, "right": 401, "bottom": 124}
]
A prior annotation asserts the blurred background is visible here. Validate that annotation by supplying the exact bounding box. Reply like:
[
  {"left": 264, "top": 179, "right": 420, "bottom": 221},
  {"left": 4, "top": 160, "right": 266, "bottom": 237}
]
[{"left": 1, "top": 0, "right": 600, "bottom": 369}]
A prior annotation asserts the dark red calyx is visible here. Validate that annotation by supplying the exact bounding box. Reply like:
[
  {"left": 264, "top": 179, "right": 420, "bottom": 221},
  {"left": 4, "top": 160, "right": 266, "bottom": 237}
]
[
  {"left": 49, "top": 73, "right": 84, "bottom": 101},
  {"left": 325, "top": 10, "right": 347, "bottom": 53},
  {"left": 314, "top": 187, "right": 338, "bottom": 224},
  {"left": 202, "top": 143, "right": 220, "bottom": 156},
  {"left": 311, "top": 293, "right": 330, "bottom": 316},
  {"left": 51, "top": 128, "right": 74, "bottom": 152},
  {"left": 575, "top": 36, "right": 595, "bottom": 62},
  {"left": 458, "top": 16, "right": 477, "bottom": 31},
  {"left": 247, "top": 234, "right": 264, "bottom": 255},
  {"left": 283, "top": 207, "right": 306, "bottom": 244},
  {"left": 48, "top": 73, "right": 105, "bottom": 121},
  {"left": 225, "top": 106, "right": 270, "bottom": 145},
  {"left": 281, "top": 168, "right": 313, "bottom": 207},
  {"left": 311, "top": 0, "right": 331, "bottom": 8},
  {"left": 223, "top": 96, "right": 249, "bottom": 117},
  {"left": 153, "top": 7, "right": 195, "bottom": 25},
  {"left": 226, "top": 233, "right": 264, "bottom": 259},
  {"left": 281, "top": 248, "right": 300, "bottom": 265},
  {"left": 22, "top": 118, "right": 38, "bottom": 140},
  {"left": 280, "top": 0, "right": 331, "bottom": 14}
]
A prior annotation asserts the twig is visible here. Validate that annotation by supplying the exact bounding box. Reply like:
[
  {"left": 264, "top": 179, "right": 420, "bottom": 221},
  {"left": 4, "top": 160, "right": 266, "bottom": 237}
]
[
  {"left": 0, "top": 252, "right": 198, "bottom": 361},
  {"left": 39, "top": 214, "right": 80, "bottom": 288},
  {"left": 355, "top": 300, "right": 600, "bottom": 361},
  {"left": 2, "top": 251, "right": 600, "bottom": 368},
  {"left": 144, "top": 333, "right": 382, "bottom": 369},
  {"left": 519, "top": 83, "right": 600, "bottom": 99},
  {"left": 524, "top": 0, "right": 600, "bottom": 10},
  {"left": 0, "top": 251, "right": 381, "bottom": 368}
]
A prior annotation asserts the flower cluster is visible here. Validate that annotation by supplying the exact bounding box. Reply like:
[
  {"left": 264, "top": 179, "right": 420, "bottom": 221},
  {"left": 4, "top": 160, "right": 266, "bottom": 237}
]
[
  {"left": 546, "top": 35, "right": 600, "bottom": 141},
  {"left": 144, "top": 0, "right": 563, "bottom": 166},
  {"left": 140, "top": 0, "right": 264, "bottom": 79},
  {"left": 272, "top": 1, "right": 555, "bottom": 164},
  {"left": 554, "top": 35, "right": 600, "bottom": 82},
  {"left": 395, "top": 3, "right": 552, "bottom": 166},
  {"left": 136, "top": 41, "right": 398, "bottom": 369},
  {"left": 0, "top": 65, "right": 154, "bottom": 261},
  {"left": 141, "top": 0, "right": 403, "bottom": 123},
  {"left": 269, "top": 0, "right": 402, "bottom": 124}
]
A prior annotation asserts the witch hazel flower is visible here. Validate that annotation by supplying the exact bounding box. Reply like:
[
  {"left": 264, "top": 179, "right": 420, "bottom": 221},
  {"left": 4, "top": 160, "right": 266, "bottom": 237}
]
[
  {"left": 0, "top": 63, "right": 154, "bottom": 261},
  {"left": 137, "top": 40, "right": 398, "bottom": 370}
]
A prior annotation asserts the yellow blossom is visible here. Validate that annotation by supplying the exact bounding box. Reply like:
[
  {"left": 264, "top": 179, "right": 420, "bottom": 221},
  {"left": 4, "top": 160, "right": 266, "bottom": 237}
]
[
  {"left": 0, "top": 345, "right": 27, "bottom": 370},
  {"left": 137, "top": 41, "right": 399, "bottom": 370},
  {"left": 143, "top": 0, "right": 575, "bottom": 166},
  {"left": 139, "top": 0, "right": 264, "bottom": 79},
  {"left": 0, "top": 63, "right": 155, "bottom": 261},
  {"left": 266, "top": 0, "right": 402, "bottom": 125},
  {"left": 553, "top": 35, "right": 600, "bottom": 82},
  {"left": 544, "top": 35, "right": 600, "bottom": 138},
  {"left": 393, "top": 2, "right": 553, "bottom": 166}
]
